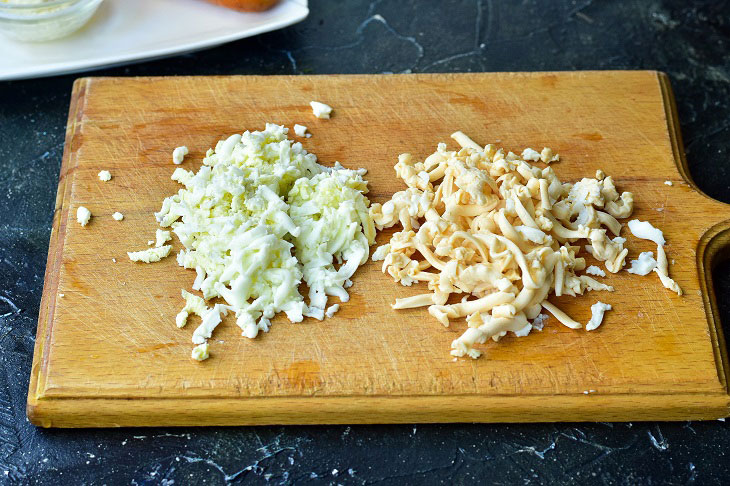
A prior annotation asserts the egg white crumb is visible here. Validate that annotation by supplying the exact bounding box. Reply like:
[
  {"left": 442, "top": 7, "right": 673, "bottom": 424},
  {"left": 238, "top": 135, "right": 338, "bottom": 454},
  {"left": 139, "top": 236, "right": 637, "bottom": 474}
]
[
  {"left": 293, "top": 124, "right": 308, "bottom": 137},
  {"left": 191, "top": 342, "right": 210, "bottom": 361},
  {"left": 172, "top": 146, "right": 189, "bottom": 165},
  {"left": 127, "top": 245, "right": 171, "bottom": 263},
  {"left": 310, "top": 101, "right": 333, "bottom": 119},
  {"left": 112, "top": 212, "right": 124, "bottom": 221},
  {"left": 76, "top": 206, "right": 91, "bottom": 227},
  {"left": 325, "top": 304, "right": 340, "bottom": 318},
  {"left": 155, "top": 229, "right": 171, "bottom": 247},
  {"left": 98, "top": 170, "right": 112, "bottom": 181}
]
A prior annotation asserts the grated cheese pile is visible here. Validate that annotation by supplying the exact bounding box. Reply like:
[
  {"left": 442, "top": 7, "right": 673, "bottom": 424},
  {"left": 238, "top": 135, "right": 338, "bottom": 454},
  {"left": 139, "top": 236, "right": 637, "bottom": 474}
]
[
  {"left": 153, "top": 124, "right": 374, "bottom": 359},
  {"left": 371, "top": 131, "right": 681, "bottom": 359}
]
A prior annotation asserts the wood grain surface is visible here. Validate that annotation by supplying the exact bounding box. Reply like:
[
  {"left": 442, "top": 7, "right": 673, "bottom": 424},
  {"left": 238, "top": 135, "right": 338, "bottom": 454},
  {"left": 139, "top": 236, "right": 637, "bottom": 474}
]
[{"left": 27, "top": 72, "right": 730, "bottom": 427}]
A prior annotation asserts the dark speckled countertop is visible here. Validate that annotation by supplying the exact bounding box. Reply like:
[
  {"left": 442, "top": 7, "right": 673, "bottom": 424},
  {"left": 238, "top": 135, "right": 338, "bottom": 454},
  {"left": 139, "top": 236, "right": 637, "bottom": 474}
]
[{"left": 1, "top": 1, "right": 730, "bottom": 484}]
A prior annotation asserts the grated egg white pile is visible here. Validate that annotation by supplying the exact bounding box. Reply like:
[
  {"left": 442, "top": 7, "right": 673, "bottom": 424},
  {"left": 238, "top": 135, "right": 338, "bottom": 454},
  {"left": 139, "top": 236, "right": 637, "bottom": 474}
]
[{"left": 154, "top": 124, "right": 374, "bottom": 359}]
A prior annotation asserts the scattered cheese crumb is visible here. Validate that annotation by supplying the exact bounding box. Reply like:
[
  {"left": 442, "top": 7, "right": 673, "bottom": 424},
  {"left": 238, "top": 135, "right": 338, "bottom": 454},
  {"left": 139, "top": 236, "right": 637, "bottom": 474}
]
[
  {"left": 371, "top": 244, "right": 391, "bottom": 262},
  {"left": 112, "top": 212, "right": 124, "bottom": 221},
  {"left": 127, "top": 245, "right": 171, "bottom": 263},
  {"left": 98, "top": 170, "right": 112, "bottom": 181},
  {"left": 191, "top": 343, "right": 210, "bottom": 361},
  {"left": 310, "top": 101, "right": 333, "bottom": 119},
  {"left": 628, "top": 221, "right": 681, "bottom": 295},
  {"left": 540, "top": 147, "right": 559, "bottom": 163},
  {"left": 664, "top": 180, "right": 673, "bottom": 186},
  {"left": 325, "top": 304, "right": 340, "bottom": 318},
  {"left": 112, "top": 258, "right": 116, "bottom": 263},
  {"left": 293, "top": 124, "right": 308, "bottom": 137},
  {"left": 655, "top": 245, "right": 682, "bottom": 295},
  {"left": 172, "top": 146, "right": 189, "bottom": 165},
  {"left": 521, "top": 148, "right": 540, "bottom": 161},
  {"left": 147, "top": 240, "right": 154, "bottom": 246},
  {"left": 76, "top": 206, "right": 91, "bottom": 227},
  {"left": 59, "top": 293, "right": 64, "bottom": 298},
  {"left": 155, "top": 229, "right": 171, "bottom": 247},
  {"left": 585, "top": 265, "right": 606, "bottom": 277},
  {"left": 586, "top": 302, "right": 611, "bottom": 331},
  {"left": 627, "top": 251, "right": 657, "bottom": 275},
  {"left": 628, "top": 220, "right": 665, "bottom": 246}
]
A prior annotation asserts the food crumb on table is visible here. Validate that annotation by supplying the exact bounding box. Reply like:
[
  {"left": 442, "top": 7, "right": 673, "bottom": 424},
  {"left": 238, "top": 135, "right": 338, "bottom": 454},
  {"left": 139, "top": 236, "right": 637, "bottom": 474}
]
[
  {"left": 172, "top": 145, "right": 189, "bottom": 165},
  {"left": 76, "top": 206, "right": 91, "bottom": 226},
  {"left": 310, "top": 101, "right": 333, "bottom": 119}
]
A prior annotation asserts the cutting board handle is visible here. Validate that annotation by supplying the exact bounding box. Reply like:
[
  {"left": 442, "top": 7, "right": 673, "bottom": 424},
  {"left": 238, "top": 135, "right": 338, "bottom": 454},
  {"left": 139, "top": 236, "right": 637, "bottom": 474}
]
[
  {"left": 698, "top": 221, "right": 730, "bottom": 401},
  {"left": 661, "top": 72, "right": 730, "bottom": 401}
]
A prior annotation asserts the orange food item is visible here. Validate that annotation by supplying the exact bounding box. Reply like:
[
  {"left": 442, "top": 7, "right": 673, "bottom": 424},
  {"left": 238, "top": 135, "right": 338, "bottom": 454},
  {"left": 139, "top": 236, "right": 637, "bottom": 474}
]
[{"left": 205, "top": 0, "right": 280, "bottom": 11}]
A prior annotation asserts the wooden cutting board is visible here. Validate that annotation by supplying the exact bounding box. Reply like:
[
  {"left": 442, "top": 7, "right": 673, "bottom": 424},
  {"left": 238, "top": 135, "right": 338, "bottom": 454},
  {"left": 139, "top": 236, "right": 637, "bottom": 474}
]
[{"left": 27, "top": 72, "right": 730, "bottom": 427}]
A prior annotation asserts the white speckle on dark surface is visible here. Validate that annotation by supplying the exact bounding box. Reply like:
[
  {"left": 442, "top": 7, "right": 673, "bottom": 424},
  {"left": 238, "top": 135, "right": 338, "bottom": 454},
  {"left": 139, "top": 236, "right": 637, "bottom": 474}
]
[{"left": 648, "top": 427, "right": 669, "bottom": 451}]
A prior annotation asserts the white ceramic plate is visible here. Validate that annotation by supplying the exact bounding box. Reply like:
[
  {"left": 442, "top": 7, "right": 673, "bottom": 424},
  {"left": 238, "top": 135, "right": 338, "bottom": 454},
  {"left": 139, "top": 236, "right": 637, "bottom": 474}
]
[{"left": 0, "top": 0, "right": 308, "bottom": 81}]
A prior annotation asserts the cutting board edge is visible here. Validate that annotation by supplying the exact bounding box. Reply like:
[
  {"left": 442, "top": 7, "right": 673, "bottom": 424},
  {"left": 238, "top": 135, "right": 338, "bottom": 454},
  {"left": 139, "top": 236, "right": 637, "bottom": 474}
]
[
  {"left": 27, "top": 392, "right": 730, "bottom": 428},
  {"left": 27, "top": 77, "right": 89, "bottom": 414}
]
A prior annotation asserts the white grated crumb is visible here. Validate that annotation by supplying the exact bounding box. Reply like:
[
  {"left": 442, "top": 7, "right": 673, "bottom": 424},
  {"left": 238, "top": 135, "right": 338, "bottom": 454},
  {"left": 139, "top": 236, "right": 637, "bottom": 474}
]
[
  {"left": 76, "top": 206, "right": 91, "bottom": 227},
  {"left": 172, "top": 146, "right": 189, "bottom": 165},
  {"left": 585, "top": 265, "right": 606, "bottom": 277},
  {"left": 310, "top": 101, "right": 333, "bottom": 119},
  {"left": 293, "top": 124, "right": 308, "bottom": 137}
]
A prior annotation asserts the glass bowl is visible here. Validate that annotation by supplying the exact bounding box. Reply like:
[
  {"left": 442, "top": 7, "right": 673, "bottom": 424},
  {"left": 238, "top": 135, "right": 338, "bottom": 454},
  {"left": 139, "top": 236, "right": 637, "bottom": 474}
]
[{"left": 0, "top": 0, "right": 104, "bottom": 42}]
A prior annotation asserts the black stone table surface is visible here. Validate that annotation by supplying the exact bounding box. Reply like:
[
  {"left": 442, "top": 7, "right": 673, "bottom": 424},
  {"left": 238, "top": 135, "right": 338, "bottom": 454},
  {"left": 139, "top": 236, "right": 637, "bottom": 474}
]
[{"left": 1, "top": 1, "right": 729, "bottom": 484}]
